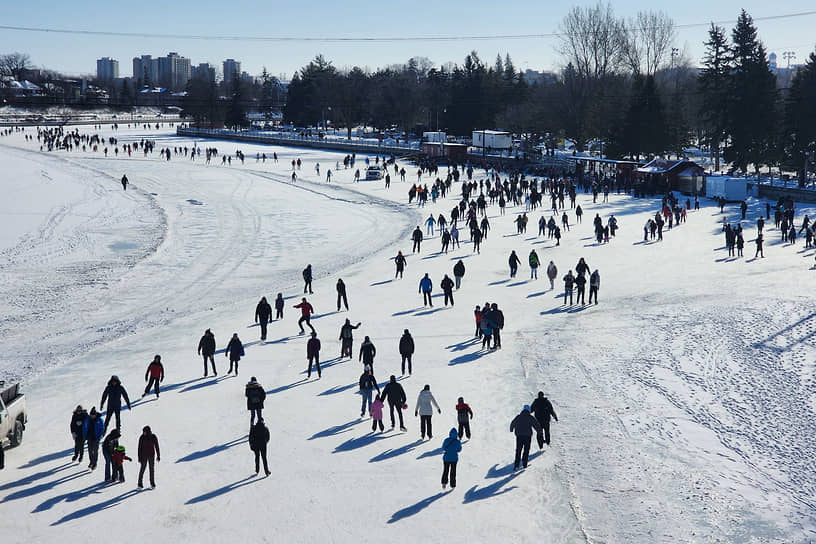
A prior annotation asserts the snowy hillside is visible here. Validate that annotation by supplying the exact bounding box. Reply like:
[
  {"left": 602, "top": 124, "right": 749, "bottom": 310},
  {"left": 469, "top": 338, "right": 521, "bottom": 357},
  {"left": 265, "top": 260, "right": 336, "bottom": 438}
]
[{"left": 0, "top": 125, "right": 814, "bottom": 543}]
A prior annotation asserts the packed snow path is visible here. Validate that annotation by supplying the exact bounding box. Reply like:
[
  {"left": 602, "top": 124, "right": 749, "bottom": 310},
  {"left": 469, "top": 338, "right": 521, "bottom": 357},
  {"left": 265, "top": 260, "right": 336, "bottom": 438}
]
[{"left": 0, "top": 126, "right": 814, "bottom": 543}]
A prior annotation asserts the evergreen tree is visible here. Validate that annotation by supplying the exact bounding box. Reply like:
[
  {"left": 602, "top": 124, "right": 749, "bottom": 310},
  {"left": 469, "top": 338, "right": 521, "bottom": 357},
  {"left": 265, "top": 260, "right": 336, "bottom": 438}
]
[
  {"left": 620, "top": 74, "right": 668, "bottom": 160},
  {"left": 783, "top": 52, "right": 816, "bottom": 185},
  {"left": 724, "top": 10, "right": 777, "bottom": 174},
  {"left": 698, "top": 24, "right": 731, "bottom": 171},
  {"left": 225, "top": 73, "right": 249, "bottom": 130}
]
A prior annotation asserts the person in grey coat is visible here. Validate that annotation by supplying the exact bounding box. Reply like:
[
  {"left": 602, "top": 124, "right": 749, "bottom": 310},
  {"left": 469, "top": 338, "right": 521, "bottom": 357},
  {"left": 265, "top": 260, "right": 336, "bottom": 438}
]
[{"left": 510, "top": 405, "right": 542, "bottom": 470}]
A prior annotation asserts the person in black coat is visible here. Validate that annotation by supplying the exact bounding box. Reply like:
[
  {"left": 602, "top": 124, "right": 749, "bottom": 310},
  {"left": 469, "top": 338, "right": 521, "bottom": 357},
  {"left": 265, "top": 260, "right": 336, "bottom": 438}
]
[
  {"left": 381, "top": 375, "right": 407, "bottom": 430},
  {"left": 100, "top": 376, "right": 131, "bottom": 433},
  {"left": 510, "top": 405, "right": 542, "bottom": 470},
  {"left": 102, "top": 428, "right": 120, "bottom": 482},
  {"left": 225, "top": 333, "right": 244, "bottom": 375},
  {"left": 530, "top": 392, "right": 558, "bottom": 447},
  {"left": 70, "top": 405, "right": 88, "bottom": 462},
  {"left": 255, "top": 297, "right": 272, "bottom": 340},
  {"left": 245, "top": 377, "right": 266, "bottom": 427},
  {"left": 399, "top": 329, "right": 415, "bottom": 375},
  {"left": 441, "top": 274, "right": 455, "bottom": 306},
  {"left": 302, "top": 264, "right": 313, "bottom": 294},
  {"left": 412, "top": 226, "right": 423, "bottom": 253},
  {"left": 359, "top": 336, "right": 377, "bottom": 369},
  {"left": 453, "top": 259, "right": 465, "bottom": 289},
  {"left": 490, "top": 303, "right": 505, "bottom": 348},
  {"left": 508, "top": 250, "right": 521, "bottom": 278},
  {"left": 394, "top": 251, "right": 407, "bottom": 279},
  {"left": 249, "top": 418, "right": 271, "bottom": 476},
  {"left": 274, "top": 293, "right": 284, "bottom": 320},
  {"left": 197, "top": 329, "right": 217, "bottom": 376},
  {"left": 336, "top": 278, "right": 349, "bottom": 311}
]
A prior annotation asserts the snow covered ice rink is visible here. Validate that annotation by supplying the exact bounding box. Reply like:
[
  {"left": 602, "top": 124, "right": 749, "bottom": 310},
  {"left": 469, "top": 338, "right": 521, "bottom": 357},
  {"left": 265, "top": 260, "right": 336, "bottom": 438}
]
[{"left": 1, "top": 125, "right": 815, "bottom": 543}]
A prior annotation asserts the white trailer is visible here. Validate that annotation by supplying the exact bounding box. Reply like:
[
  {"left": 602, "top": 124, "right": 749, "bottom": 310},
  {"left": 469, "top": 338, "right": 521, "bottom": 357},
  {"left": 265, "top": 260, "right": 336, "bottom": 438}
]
[
  {"left": 423, "top": 131, "right": 446, "bottom": 143},
  {"left": 472, "top": 130, "right": 512, "bottom": 150}
]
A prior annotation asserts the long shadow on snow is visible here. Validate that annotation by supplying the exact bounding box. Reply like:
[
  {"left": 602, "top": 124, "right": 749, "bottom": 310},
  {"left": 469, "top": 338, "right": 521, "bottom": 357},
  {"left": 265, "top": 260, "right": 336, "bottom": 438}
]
[
  {"left": 179, "top": 375, "right": 232, "bottom": 393},
  {"left": 161, "top": 376, "right": 206, "bottom": 393},
  {"left": 309, "top": 419, "right": 360, "bottom": 440},
  {"left": 488, "top": 279, "right": 510, "bottom": 286},
  {"left": 449, "top": 349, "right": 490, "bottom": 365},
  {"left": 176, "top": 435, "right": 248, "bottom": 463},
  {"left": 416, "top": 445, "right": 444, "bottom": 459},
  {"left": 450, "top": 254, "right": 472, "bottom": 260},
  {"left": 370, "top": 279, "right": 393, "bottom": 286},
  {"left": 485, "top": 452, "right": 542, "bottom": 478},
  {"left": 370, "top": 439, "right": 424, "bottom": 463},
  {"left": 527, "top": 290, "right": 549, "bottom": 298},
  {"left": 462, "top": 472, "right": 521, "bottom": 503},
  {"left": 445, "top": 338, "right": 480, "bottom": 352},
  {"left": 387, "top": 492, "right": 447, "bottom": 523},
  {"left": 318, "top": 382, "right": 358, "bottom": 396},
  {"left": 16, "top": 449, "right": 73, "bottom": 470},
  {"left": 33, "top": 481, "right": 109, "bottom": 513},
  {"left": 415, "top": 307, "right": 444, "bottom": 317},
  {"left": 0, "top": 462, "right": 74, "bottom": 492},
  {"left": 334, "top": 432, "right": 398, "bottom": 453},
  {"left": 393, "top": 308, "right": 421, "bottom": 317},
  {"left": 185, "top": 476, "right": 265, "bottom": 505},
  {"left": 265, "top": 335, "right": 298, "bottom": 345},
  {"left": 52, "top": 488, "right": 142, "bottom": 525},
  {"left": 266, "top": 378, "right": 310, "bottom": 395},
  {"left": 3, "top": 469, "right": 90, "bottom": 503},
  {"left": 302, "top": 357, "right": 346, "bottom": 375}
]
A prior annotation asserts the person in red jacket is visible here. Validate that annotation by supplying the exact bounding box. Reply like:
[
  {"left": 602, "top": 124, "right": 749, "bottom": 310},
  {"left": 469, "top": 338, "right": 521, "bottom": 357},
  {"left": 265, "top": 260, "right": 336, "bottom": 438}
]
[
  {"left": 143, "top": 355, "right": 165, "bottom": 398},
  {"left": 306, "top": 332, "right": 321, "bottom": 378},
  {"left": 293, "top": 297, "right": 315, "bottom": 335},
  {"left": 455, "top": 397, "right": 474, "bottom": 439},
  {"left": 137, "top": 426, "right": 160, "bottom": 488},
  {"left": 111, "top": 445, "right": 132, "bottom": 483}
]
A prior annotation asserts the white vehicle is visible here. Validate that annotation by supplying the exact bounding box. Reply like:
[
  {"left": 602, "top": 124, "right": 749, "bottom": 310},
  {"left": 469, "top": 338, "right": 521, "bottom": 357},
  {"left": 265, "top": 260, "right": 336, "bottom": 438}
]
[
  {"left": 1, "top": 382, "right": 27, "bottom": 448},
  {"left": 365, "top": 165, "right": 384, "bottom": 181}
]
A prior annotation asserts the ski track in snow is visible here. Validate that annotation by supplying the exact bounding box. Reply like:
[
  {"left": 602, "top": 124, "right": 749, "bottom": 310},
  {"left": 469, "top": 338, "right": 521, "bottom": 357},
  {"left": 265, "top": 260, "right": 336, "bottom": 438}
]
[{"left": 2, "top": 126, "right": 816, "bottom": 542}]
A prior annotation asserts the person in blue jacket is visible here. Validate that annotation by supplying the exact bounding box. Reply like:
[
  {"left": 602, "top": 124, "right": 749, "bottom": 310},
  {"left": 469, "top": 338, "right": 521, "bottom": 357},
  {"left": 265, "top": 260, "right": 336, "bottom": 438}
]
[
  {"left": 419, "top": 273, "right": 433, "bottom": 307},
  {"left": 83, "top": 407, "right": 105, "bottom": 470},
  {"left": 441, "top": 428, "right": 462, "bottom": 489}
]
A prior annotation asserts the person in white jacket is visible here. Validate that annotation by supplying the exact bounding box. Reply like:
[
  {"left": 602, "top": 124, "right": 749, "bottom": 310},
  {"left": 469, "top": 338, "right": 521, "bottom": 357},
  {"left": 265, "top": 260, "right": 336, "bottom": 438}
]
[{"left": 415, "top": 384, "right": 441, "bottom": 439}]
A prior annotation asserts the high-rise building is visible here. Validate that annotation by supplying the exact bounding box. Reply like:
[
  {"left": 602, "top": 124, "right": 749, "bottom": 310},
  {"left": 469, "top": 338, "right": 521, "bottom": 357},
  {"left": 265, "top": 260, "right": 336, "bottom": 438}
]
[
  {"left": 133, "top": 55, "right": 159, "bottom": 87},
  {"left": 96, "top": 57, "right": 119, "bottom": 82},
  {"left": 192, "top": 63, "right": 217, "bottom": 83},
  {"left": 158, "top": 52, "right": 191, "bottom": 91},
  {"left": 223, "top": 59, "right": 241, "bottom": 87}
]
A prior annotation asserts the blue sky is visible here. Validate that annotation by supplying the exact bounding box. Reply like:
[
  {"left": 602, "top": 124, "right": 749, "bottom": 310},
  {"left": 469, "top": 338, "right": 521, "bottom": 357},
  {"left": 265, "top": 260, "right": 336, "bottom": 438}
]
[{"left": 1, "top": 0, "right": 814, "bottom": 79}]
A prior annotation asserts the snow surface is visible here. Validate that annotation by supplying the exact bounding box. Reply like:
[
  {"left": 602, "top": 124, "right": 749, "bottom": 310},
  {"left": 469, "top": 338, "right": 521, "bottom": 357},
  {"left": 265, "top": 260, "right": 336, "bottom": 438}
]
[{"left": 1, "top": 126, "right": 815, "bottom": 543}]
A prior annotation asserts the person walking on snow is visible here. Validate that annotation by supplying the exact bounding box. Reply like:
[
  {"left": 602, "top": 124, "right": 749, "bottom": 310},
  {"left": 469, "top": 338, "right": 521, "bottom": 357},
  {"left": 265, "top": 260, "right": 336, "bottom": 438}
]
[
  {"left": 359, "top": 366, "right": 380, "bottom": 417},
  {"left": 294, "top": 298, "right": 315, "bottom": 335},
  {"left": 455, "top": 397, "right": 474, "bottom": 439},
  {"left": 546, "top": 261, "right": 558, "bottom": 289},
  {"left": 589, "top": 270, "right": 600, "bottom": 304},
  {"left": 121, "top": 174, "right": 128, "bottom": 190},
  {"left": 102, "top": 429, "right": 120, "bottom": 482},
  {"left": 412, "top": 226, "right": 423, "bottom": 253},
  {"left": 274, "top": 293, "right": 284, "bottom": 320},
  {"left": 100, "top": 375, "right": 131, "bottom": 433},
  {"left": 510, "top": 405, "right": 542, "bottom": 471},
  {"left": 394, "top": 251, "right": 407, "bottom": 278},
  {"left": 490, "top": 303, "right": 505, "bottom": 349},
  {"left": 83, "top": 408, "right": 104, "bottom": 470},
  {"left": 339, "top": 318, "right": 361, "bottom": 358},
  {"left": 359, "top": 336, "right": 377, "bottom": 370},
  {"left": 336, "top": 278, "right": 349, "bottom": 311},
  {"left": 306, "top": 332, "right": 322, "bottom": 378},
  {"left": 419, "top": 273, "right": 433, "bottom": 306},
  {"left": 530, "top": 392, "right": 558, "bottom": 448},
  {"left": 563, "top": 271, "right": 575, "bottom": 305},
  {"left": 575, "top": 273, "right": 587, "bottom": 305},
  {"left": 382, "top": 375, "right": 407, "bottom": 431},
  {"left": 371, "top": 395, "right": 385, "bottom": 432},
  {"left": 441, "top": 274, "right": 455, "bottom": 306},
  {"left": 302, "top": 264, "right": 313, "bottom": 294},
  {"left": 255, "top": 297, "right": 272, "bottom": 340},
  {"left": 416, "top": 384, "right": 441, "bottom": 439},
  {"left": 249, "top": 418, "right": 271, "bottom": 476},
  {"left": 399, "top": 329, "right": 415, "bottom": 375},
  {"left": 441, "top": 428, "right": 462, "bottom": 490},
  {"left": 70, "top": 405, "right": 88, "bottom": 462},
  {"left": 245, "top": 376, "right": 266, "bottom": 426},
  {"left": 509, "top": 250, "right": 521, "bottom": 278},
  {"left": 453, "top": 259, "right": 465, "bottom": 289},
  {"left": 529, "top": 250, "right": 540, "bottom": 280},
  {"left": 198, "top": 329, "right": 217, "bottom": 376},
  {"left": 225, "top": 333, "right": 245, "bottom": 374},
  {"left": 142, "top": 355, "right": 164, "bottom": 398},
  {"left": 137, "top": 425, "right": 160, "bottom": 489},
  {"left": 425, "top": 214, "right": 436, "bottom": 236}
]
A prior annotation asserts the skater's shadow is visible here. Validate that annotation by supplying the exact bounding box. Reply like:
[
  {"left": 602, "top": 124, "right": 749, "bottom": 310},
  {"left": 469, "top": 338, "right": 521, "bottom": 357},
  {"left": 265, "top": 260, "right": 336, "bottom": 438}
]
[
  {"left": 370, "top": 439, "right": 424, "bottom": 462},
  {"left": 450, "top": 254, "right": 471, "bottom": 260},
  {"left": 333, "top": 432, "right": 397, "bottom": 453},
  {"left": 265, "top": 335, "right": 297, "bottom": 345},
  {"left": 131, "top": 397, "right": 158, "bottom": 408},
  {"left": 161, "top": 376, "right": 206, "bottom": 393},
  {"left": 176, "top": 435, "right": 247, "bottom": 463},
  {"left": 393, "top": 309, "right": 419, "bottom": 317},
  {"left": 266, "top": 378, "right": 310, "bottom": 395},
  {"left": 387, "top": 492, "right": 447, "bottom": 523},
  {"left": 416, "top": 445, "right": 444, "bottom": 459},
  {"left": 526, "top": 291, "right": 548, "bottom": 298},
  {"left": 0, "top": 462, "right": 74, "bottom": 493},
  {"left": 179, "top": 375, "right": 231, "bottom": 393},
  {"left": 449, "top": 350, "right": 489, "bottom": 365},
  {"left": 415, "top": 308, "right": 443, "bottom": 316},
  {"left": 507, "top": 281, "right": 527, "bottom": 287},
  {"left": 52, "top": 488, "right": 142, "bottom": 525},
  {"left": 309, "top": 419, "right": 360, "bottom": 440},
  {"left": 488, "top": 279, "right": 509, "bottom": 286},
  {"left": 185, "top": 476, "right": 262, "bottom": 505},
  {"left": 33, "top": 480, "right": 109, "bottom": 513},
  {"left": 445, "top": 338, "right": 480, "bottom": 352},
  {"left": 16, "top": 449, "right": 73, "bottom": 470},
  {"left": 462, "top": 473, "right": 521, "bottom": 504},
  {"left": 317, "top": 382, "right": 357, "bottom": 396},
  {"left": 370, "top": 279, "right": 392, "bottom": 286}
]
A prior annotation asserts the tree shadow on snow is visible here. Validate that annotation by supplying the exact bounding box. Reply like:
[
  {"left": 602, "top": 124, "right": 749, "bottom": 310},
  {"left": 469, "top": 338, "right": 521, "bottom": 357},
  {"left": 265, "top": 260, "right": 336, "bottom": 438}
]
[
  {"left": 370, "top": 439, "right": 424, "bottom": 463},
  {"left": 176, "top": 435, "right": 248, "bottom": 463},
  {"left": 0, "top": 462, "right": 74, "bottom": 493},
  {"left": 185, "top": 476, "right": 263, "bottom": 505},
  {"left": 333, "top": 432, "right": 398, "bottom": 453},
  {"left": 462, "top": 473, "right": 521, "bottom": 504},
  {"left": 387, "top": 492, "right": 447, "bottom": 523},
  {"left": 52, "top": 488, "right": 142, "bottom": 525},
  {"left": 309, "top": 419, "right": 360, "bottom": 440}
]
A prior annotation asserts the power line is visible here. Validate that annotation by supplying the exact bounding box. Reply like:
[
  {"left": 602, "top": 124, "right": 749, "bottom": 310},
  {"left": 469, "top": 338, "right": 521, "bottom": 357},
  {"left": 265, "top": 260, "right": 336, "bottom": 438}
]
[{"left": 0, "top": 11, "right": 815, "bottom": 43}]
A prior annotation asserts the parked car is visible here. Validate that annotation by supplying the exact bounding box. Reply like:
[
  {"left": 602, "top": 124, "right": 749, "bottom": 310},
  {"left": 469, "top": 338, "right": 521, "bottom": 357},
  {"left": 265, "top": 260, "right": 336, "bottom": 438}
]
[
  {"left": 365, "top": 165, "right": 384, "bottom": 180},
  {"left": 1, "top": 382, "right": 27, "bottom": 448}
]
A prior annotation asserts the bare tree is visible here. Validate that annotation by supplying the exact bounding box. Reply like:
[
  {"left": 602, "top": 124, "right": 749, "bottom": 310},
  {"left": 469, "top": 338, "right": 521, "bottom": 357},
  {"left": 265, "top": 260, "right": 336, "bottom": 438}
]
[
  {"left": 623, "top": 11, "right": 676, "bottom": 76},
  {"left": 557, "top": 2, "right": 626, "bottom": 80},
  {"left": 0, "top": 52, "right": 33, "bottom": 81}
]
